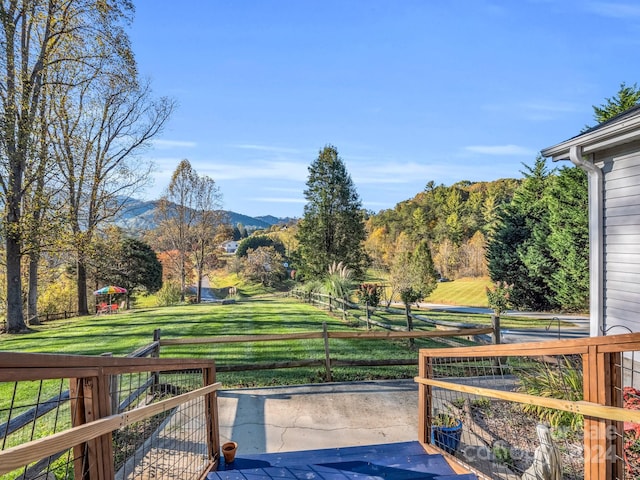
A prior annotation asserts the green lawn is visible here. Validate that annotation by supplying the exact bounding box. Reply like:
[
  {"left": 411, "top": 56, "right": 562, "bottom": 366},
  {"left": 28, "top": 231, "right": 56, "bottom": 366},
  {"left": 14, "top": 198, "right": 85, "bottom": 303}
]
[
  {"left": 424, "top": 277, "right": 493, "bottom": 307},
  {"left": 0, "top": 297, "right": 458, "bottom": 387},
  {"left": 0, "top": 293, "right": 569, "bottom": 389}
]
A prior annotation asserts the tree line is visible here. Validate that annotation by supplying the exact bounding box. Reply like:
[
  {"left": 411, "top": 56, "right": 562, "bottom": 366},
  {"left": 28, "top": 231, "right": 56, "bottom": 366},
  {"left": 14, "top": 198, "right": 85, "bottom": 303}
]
[
  {"left": 0, "top": 1, "right": 173, "bottom": 332},
  {"left": 1, "top": 4, "right": 637, "bottom": 335},
  {"left": 291, "top": 84, "right": 640, "bottom": 314}
]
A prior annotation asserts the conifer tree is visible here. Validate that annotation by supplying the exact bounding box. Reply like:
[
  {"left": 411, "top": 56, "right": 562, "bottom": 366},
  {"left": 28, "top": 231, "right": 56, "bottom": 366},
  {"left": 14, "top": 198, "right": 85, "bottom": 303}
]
[
  {"left": 296, "top": 145, "right": 368, "bottom": 279},
  {"left": 487, "top": 157, "right": 558, "bottom": 310}
]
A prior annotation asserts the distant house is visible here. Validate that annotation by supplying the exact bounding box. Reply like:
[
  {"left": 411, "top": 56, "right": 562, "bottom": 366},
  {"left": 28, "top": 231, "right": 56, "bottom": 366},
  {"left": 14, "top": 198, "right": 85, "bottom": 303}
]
[
  {"left": 221, "top": 240, "right": 239, "bottom": 254},
  {"left": 541, "top": 105, "right": 640, "bottom": 337}
]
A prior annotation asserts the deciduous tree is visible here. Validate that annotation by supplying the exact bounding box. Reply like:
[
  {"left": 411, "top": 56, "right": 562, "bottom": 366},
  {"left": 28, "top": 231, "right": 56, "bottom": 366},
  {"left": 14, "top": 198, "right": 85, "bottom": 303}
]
[
  {"left": 154, "top": 160, "right": 224, "bottom": 302},
  {"left": 0, "top": 1, "right": 119, "bottom": 331},
  {"left": 243, "top": 246, "right": 285, "bottom": 286},
  {"left": 390, "top": 235, "right": 437, "bottom": 340}
]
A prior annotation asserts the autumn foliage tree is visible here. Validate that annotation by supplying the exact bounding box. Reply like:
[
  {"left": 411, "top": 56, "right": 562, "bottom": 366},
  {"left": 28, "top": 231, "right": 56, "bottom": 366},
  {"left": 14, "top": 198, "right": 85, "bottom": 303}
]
[{"left": 154, "top": 160, "right": 225, "bottom": 302}]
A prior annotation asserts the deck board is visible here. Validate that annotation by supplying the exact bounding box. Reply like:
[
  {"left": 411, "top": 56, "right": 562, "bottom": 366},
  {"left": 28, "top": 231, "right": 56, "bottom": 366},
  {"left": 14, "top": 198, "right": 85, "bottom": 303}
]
[{"left": 207, "top": 441, "right": 476, "bottom": 480}]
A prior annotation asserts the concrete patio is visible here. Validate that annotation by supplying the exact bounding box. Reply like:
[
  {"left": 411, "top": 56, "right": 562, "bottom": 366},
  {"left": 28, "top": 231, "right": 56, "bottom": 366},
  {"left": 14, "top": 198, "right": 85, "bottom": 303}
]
[{"left": 216, "top": 379, "right": 419, "bottom": 455}]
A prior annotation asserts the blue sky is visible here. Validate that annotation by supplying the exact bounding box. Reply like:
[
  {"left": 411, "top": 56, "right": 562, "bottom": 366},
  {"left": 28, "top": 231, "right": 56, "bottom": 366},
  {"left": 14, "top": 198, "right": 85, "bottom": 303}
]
[{"left": 130, "top": 1, "right": 640, "bottom": 218}]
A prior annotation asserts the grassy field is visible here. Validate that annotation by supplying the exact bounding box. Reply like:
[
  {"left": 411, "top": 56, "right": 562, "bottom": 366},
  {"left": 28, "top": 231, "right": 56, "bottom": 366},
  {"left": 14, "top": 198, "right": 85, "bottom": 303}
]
[
  {"left": 365, "top": 271, "right": 493, "bottom": 308},
  {"left": 0, "top": 292, "right": 572, "bottom": 391},
  {"left": 424, "top": 277, "right": 494, "bottom": 307},
  {"left": 0, "top": 296, "right": 464, "bottom": 387}
]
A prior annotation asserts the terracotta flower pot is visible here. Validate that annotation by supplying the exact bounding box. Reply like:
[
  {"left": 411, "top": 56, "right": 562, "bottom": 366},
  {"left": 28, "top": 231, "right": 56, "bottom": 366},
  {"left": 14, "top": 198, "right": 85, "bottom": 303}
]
[{"left": 222, "top": 441, "right": 238, "bottom": 463}]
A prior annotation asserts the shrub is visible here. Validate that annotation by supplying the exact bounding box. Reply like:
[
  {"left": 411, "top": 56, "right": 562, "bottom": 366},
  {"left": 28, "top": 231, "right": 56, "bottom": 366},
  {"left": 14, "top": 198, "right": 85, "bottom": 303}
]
[
  {"left": 516, "top": 356, "right": 583, "bottom": 428},
  {"left": 155, "top": 282, "right": 182, "bottom": 306},
  {"left": 357, "top": 283, "right": 382, "bottom": 307}
]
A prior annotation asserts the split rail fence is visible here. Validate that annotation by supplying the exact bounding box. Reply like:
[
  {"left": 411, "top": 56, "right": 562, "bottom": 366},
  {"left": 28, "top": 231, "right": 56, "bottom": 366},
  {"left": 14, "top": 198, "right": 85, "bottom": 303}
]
[{"left": 156, "top": 323, "right": 493, "bottom": 382}]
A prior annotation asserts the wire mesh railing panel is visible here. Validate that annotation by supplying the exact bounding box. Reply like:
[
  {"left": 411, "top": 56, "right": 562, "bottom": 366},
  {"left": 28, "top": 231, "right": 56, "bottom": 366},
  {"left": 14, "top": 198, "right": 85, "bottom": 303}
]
[
  {"left": 620, "top": 351, "right": 640, "bottom": 479},
  {"left": 1, "top": 358, "right": 216, "bottom": 480},
  {"left": 0, "top": 378, "right": 82, "bottom": 479},
  {"left": 427, "top": 354, "right": 585, "bottom": 480},
  {"left": 114, "top": 369, "right": 210, "bottom": 480}
]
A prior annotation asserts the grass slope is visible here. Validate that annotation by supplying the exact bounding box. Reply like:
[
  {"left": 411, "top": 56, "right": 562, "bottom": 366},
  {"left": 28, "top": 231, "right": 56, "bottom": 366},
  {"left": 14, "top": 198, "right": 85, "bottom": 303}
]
[
  {"left": 424, "top": 277, "right": 493, "bottom": 307},
  {"left": 0, "top": 297, "right": 454, "bottom": 387}
]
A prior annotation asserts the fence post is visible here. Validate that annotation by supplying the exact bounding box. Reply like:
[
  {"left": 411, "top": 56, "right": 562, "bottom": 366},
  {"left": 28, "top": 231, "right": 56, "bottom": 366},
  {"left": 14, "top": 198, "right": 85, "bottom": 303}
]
[
  {"left": 71, "top": 373, "right": 114, "bottom": 480},
  {"left": 583, "top": 346, "right": 623, "bottom": 479},
  {"left": 101, "top": 352, "right": 119, "bottom": 415},
  {"left": 365, "top": 301, "right": 370, "bottom": 330},
  {"left": 328, "top": 294, "right": 333, "bottom": 312},
  {"left": 491, "top": 314, "right": 500, "bottom": 344},
  {"left": 152, "top": 329, "right": 161, "bottom": 389},
  {"left": 417, "top": 353, "right": 433, "bottom": 445},
  {"left": 203, "top": 366, "right": 220, "bottom": 470},
  {"left": 322, "top": 322, "right": 332, "bottom": 382}
]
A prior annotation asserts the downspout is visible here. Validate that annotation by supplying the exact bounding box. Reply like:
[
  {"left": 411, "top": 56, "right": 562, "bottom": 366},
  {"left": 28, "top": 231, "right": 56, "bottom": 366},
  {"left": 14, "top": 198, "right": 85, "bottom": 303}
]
[{"left": 569, "top": 145, "right": 604, "bottom": 337}]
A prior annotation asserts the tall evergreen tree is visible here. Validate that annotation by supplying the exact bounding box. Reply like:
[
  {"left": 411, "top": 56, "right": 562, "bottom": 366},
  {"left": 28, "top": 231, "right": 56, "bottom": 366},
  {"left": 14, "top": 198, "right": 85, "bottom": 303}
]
[
  {"left": 487, "top": 157, "right": 557, "bottom": 310},
  {"left": 296, "top": 145, "right": 368, "bottom": 279},
  {"left": 546, "top": 167, "right": 589, "bottom": 310},
  {"left": 591, "top": 82, "right": 640, "bottom": 125}
]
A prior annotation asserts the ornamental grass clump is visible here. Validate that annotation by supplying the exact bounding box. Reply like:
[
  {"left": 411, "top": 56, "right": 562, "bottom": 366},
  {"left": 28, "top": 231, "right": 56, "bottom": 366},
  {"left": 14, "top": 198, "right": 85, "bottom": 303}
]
[{"left": 516, "top": 356, "right": 583, "bottom": 429}]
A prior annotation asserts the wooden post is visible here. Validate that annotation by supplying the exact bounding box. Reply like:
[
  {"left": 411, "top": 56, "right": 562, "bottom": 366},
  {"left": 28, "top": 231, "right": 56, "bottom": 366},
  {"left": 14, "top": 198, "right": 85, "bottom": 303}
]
[
  {"left": 491, "top": 314, "right": 500, "bottom": 344},
  {"left": 341, "top": 297, "right": 346, "bottom": 322},
  {"left": 96, "top": 371, "right": 115, "bottom": 480},
  {"left": 328, "top": 294, "right": 333, "bottom": 312},
  {"left": 78, "top": 376, "right": 107, "bottom": 480},
  {"left": 152, "top": 329, "right": 161, "bottom": 389},
  {"left": 583, "top": 346, "right": 622, "bottom": 480},
  {"left": 153, "top": 329, "right": 161, "bottom": 356},
  {"left": 365, "top": 301, "right": 370, "bottom": 330},
  {"left": 417, "top": 353, "right": 433, "bottom": 446},
  {"left": 70, "top": 378, "right": 90, "bottom": 480},
  {"left": 322, "top": 322, "right": 332, "bottom": 382},
  {"left": 204, "top": 366, "right": 220, "bottom": 471},
  {"left": 100, "top": 353, "right": 119, "bottom": 416}
]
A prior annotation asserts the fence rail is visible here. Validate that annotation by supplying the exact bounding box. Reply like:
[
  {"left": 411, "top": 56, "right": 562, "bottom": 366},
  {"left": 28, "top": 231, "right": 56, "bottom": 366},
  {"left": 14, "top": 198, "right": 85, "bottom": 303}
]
[
  {"left": 157, "top": 323, "right": 492, "bottom": 382},
  {"left": 416, "top": 332, "right": 640, "bottom": 479}
]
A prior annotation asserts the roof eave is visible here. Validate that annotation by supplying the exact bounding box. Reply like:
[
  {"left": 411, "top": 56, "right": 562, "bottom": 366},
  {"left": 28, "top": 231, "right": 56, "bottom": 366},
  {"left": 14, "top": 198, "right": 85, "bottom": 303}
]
[{"left": 541, "top": 113, "right": 640, "bottom": 161}]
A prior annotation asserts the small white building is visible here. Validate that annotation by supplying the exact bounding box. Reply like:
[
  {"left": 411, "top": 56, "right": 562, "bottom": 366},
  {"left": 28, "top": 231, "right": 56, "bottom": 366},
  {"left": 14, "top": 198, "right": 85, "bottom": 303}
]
[
  {"left": 542, "top": 105, "right": 640, "bottom": 337},
  {"left": 221, "top": 240, "right": 239, "bottom": 254}
]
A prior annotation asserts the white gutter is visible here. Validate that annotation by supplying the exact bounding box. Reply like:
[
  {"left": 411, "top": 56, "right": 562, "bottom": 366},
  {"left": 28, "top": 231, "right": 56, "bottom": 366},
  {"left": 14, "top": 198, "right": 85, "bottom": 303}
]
[{"left": 569, "top": 145, "right": 604, "bottom": 337}]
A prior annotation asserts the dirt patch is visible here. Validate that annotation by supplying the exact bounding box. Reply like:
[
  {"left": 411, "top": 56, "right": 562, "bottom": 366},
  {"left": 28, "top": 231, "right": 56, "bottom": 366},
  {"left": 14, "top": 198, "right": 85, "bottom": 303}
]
[{"left": 464, "top": 401, "right": 583, "bottom": 480}]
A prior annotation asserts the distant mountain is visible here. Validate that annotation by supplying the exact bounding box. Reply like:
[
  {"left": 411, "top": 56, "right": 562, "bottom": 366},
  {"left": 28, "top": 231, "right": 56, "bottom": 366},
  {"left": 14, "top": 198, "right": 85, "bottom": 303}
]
[{"left": 115, "top": 198, "right": 293, "bottom": 232}]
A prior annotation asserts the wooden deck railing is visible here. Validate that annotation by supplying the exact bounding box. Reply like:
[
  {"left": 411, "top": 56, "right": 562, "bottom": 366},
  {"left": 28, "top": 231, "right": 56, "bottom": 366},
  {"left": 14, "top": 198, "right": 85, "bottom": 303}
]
[
  {"left": 0, "top": 352, "right": 220, "bottom": 479},
  {"left": 416, "top": 332, "right": 640, "bottom": 480}
]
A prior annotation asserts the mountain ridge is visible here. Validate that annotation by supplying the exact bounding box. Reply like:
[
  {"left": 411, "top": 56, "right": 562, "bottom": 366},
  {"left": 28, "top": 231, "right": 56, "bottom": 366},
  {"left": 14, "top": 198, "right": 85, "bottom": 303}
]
[{"left": 115, "top": 198, "right": 295, "bottom": 232}]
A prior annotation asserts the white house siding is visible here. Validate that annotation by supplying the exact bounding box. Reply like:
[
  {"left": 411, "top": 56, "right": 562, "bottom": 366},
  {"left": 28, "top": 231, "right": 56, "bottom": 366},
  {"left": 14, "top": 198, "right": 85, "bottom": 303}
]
[{"left": 599, "top": 144, "right": 640, "bottom": 335}]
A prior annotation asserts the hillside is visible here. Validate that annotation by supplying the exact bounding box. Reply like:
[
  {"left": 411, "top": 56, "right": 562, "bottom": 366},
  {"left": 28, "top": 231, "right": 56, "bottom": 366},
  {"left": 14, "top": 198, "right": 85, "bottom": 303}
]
[{"left": 115, "top": 198, "right": 294, "bottom": 232}]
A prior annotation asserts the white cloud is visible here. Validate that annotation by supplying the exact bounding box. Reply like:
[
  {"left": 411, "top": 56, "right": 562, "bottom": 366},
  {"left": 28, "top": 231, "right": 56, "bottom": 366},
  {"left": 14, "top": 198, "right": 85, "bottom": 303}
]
[
  {"left": 586, "top": 1, "right": 640, "bottom": 18},
  {"left": 464, "top": 145, "right": 535, "bottom": 156},
  {"left": 230, "top": 144, "right": 302, "bottom": 154},
  {"left": 152, "top": 139, "right": 197, "bottom": 149},
  {"left": 351, "top": 161, "right": 450, "bottom": 185},
  {"left": 250, "top": 197, "right": 306, "bottom": 204},
  {"left": 484, "top": 100, "right": 582, "bottom": 121},
  {"left": 195, "top": 160, "right": 308, "bottom": 182}
]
